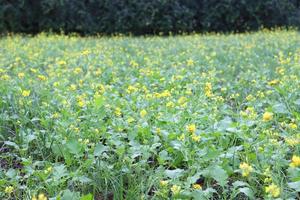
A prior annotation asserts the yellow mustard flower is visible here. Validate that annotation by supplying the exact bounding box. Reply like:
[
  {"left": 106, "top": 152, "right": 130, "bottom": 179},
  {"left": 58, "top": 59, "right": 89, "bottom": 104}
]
[
  {"left": 265, "top": 183, "right": 280, "bottom": 198},
  {"left": 290, "top": 155, "right": 300, "bottom": 168},
  {"left": 178, "top": 133, "right": 185, "bottom": 141},
  {"left": 289, "top": 123, "right": 297, "bottom": 129},
  {"left": 166, "top": 101, "right": 175, "bottom": 108},
  {"left": 57, "top": 60, "right": 66, "bottom": 65},
  {"left": 204, "top": 82, "right": 213, "bottom": 97},
  {"left": 38, "top": 193, "right": 47, "bottom": 200},
  {"left": 77, "top": 96, "right": 86, "bottom": 107},
  {"left": 127, "top": 117, "right": 135, "bottom": 123},
  {"left": 246, "top": 94, "right": 255, "bottom": 101},
  {"left": 178, "top": 96, "right": 187, "bottom": 105},
  {"left": 53, "top": 82, "right": 59, "bottom": 87},
  {"left": 239, "top": 162, "right": 253, "bottom": 177},
  {"left": 160, "top": 180, "right": 168, "bottom": 187},
  {"left": 115, "top": 107, "right": 122, "bottom": 117},
  {"left": 192, "top": 184, "right": 202, "bottom": 190},
  {"left": 98, "top": 84, "right": 106, "bottom": 94},
  {"left": 44, "top": 166, "right": 52, "bottom": 174},
  {"left": 18, "top": 72, "right": 25, "bottom": 78},
  {"left": 70, "top": 84, "right": 77, "bottom": 91},
  {"left": 191, "top": 133, "right": 201, "bottom": 142},
  {"left": 4, "top": 186, "right": 14, "bottom": 194},
  {"left": 186, "top": 124, "right": 196, "bottom": 133},
  {"left": 81, "top": 49, "right": 90, "bottom": 55},
  {"left": 140, "top": 109, "right": 147, "bottom": 118},
  {"left": 285, "top": 137, "right": 300, "bottom": 146},
  {"left": 263, "top": 112, "right": 273, "bottom": 121},
  {"left": 1, "top": 74, "right": 11, "bottom": 80},
  {"left": 171, "top": 185, "right": 181, "bottom": 195},
  {"left": 187, "top": 58, "right": 194, "bottom": 66},
  {"left": 37, "top": 75, "right": 47, "bottom": 81},
  {"left": 22, "top": 90, "right": 31, "bottom": 97},
  {"left": 73, "top": 67, "right": 82, "bottom": 74},
  {"left": 268, "top": 79, "right": 280, "bottom": 86},
  {"left": 127, "top": 85, "right": 138, "bottom": 93}
]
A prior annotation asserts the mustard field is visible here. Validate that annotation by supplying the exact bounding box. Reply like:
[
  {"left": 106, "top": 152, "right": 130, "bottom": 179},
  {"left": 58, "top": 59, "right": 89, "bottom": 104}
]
[{"left": 0, "top": 30, "right": 300, "bottom": 199}]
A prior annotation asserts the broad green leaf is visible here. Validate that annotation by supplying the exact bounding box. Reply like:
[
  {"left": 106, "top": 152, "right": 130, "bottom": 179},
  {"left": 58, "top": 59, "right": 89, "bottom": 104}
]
[
  {"left": 294, "top": 99, "right": 300, "bottom": 105},
  {"left": 288, "top": 181, "right": 300, "bottom": 192},
  {"left": 232, "top": 181, "right": 249, "bottom": 188},
  {"left": 239, "top": 187, "right": 254, "bottom": 199},
  {"left": 53, "top": 164, "right": 67, "bottom": 180},
  {"left": 94, "top": 95, "right": 104, "bottom": 108},
  {"left": 61, "top": 190, "right": 80, "bottom": 200},
  {"left": 204, "top": 165, "right": 228, "bottom": 187},
  {"left": 273, "top": 103, "right": 288, "bottom": 114},
  {"left": 94, "top": 143, "right": 108, "bottom": 156},
  {"left": 66, "top": 139, "right": 82, "bottom": 155},
  {"left": 4, "top": 141, "right": 19, "bottom": 150},
  {"left": 80, "top": 194, "right": 93, "bottom": 200},
  {"left": 165, "top": 168, "right": 184, "bottom": 179},
  {"left": 73, "top": 176, "right": 92, "bottom": 184},
  {"left": 6, "top": 168, "right": 17, "bottom": 179}
]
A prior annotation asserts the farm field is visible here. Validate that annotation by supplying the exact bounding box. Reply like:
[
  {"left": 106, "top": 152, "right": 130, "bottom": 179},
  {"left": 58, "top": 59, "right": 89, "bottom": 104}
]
[{"left": 0, "top": 30, "right": 300, "bottom": 199}]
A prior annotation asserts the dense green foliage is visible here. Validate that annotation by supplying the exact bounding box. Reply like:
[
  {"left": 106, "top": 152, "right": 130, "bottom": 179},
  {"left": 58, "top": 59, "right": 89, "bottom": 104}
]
[
  {"left": 1, "top": 0, "right": 300, "bottom": 34},
  {"left": 1, "top": 30, "right": 300, "bottom": 199}
]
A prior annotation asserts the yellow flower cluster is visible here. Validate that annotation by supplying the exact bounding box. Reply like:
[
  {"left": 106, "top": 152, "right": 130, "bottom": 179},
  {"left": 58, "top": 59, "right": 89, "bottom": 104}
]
[
  {"left": 187, "top": 58, "right": 194, "bottom": 66},
  {"left": 191, "top": 133, "right": 201, "bottom": 142},
  {"left": 160, "top": 180, "right": 168, "bottom": 187},
  {"left": 239, "top": 162, "right": 253, "bottom": 177},
  {"left": 240, "top": 107, "right": 257, "bottom": 119},
  {"left": 290, "top": 155, "right": 300, "bottom": 168},
  {"left": 22, "top": 90, "right": 31, "bottom": 97},
  {"left": 285, "top": 136, "right": 300, "bottom": 146},
  {"left": 4, "top": 186, "right": 14, "bottom": 194},
  {"left": 265, "top": 183, "right": 280, "bottom": 198},
  {"left": 263, "top": 112, "right": 273, "bottom": 121},
  {"left": 32, "top": 193, "right": 47, "bottom": 200},
  {"left": 192, "top": 184, "right": 202, "bottom": 190},
  {"left": 171, "top": 185, "right": 181, "bottom": 195},
  {"left": 44, "top": 166, "right": 52, "bottom": 174},
  {"left": 204, "top": 82, "right": 213, "bottom": 97},
  {"left": 140, "top": 109, "right": 147, "bottom": 118},
  {"left": 115, "top": 107, "right": 122, "bottom": 117},
  {"left": 186, "top": 124, "right": 196, "bottom": 133},
  {"left": 177, "top": 96, "right": 187, "bottom": 107}
]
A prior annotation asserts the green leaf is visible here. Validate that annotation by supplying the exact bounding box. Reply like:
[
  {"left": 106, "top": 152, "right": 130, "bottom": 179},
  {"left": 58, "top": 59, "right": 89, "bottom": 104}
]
[
  {"left": 239, "top": 187, "right": 254, "bottom": 199},
  {"left": 52, "top": 143, "right": 64, "bottom": 157},
  {"left": 6, "top": 168, "right": 17, "bottom": 179},
  {"left": 273, "top": 103, "right": 288, "bottom": 114},
  {"left": 66, "top": 139, "right": 82, "bottom": 155},
  {"left": 61, "top": 190, "right": 80, "bottom": 200},
  {"left": 204, "top": 165, "right": 228, "bottom": 187},
  {"left": 4, "top": 141, "right": 19, "bottom": 150},
  {"left": 288, "top": 181, "right": 300, "bottom": 191},
  {"left": 165, "top": 168, "right": 184, "bottom": 179},
  {"left": 80, "top": 194, "right": 93, "bottom": 200},
  {"left": 94, "top": 143, "right": 108, "bottom": 156},
  {"left": 232, "top": 181, "right": 249, "bottom": 188},
  {"left": 53, "top": 164, "right": 67, "bottom": 180},
  {"left": 294, "top": 99, "right": 300, "bottom": 105},
  {"left": 74, "top": 176, "right": 92, "bottom": 184},
  {"left": 94, "top": 95, "right": 104, "bottom": 108},
  {"left": 215, "top": 117, "right": 232, "bottom": 131}
]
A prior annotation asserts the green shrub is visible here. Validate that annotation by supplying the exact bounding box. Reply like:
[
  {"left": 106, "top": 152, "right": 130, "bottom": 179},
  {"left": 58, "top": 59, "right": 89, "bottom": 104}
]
[{"left": 0, "top": 0, "right": 299, "bottom": 34}]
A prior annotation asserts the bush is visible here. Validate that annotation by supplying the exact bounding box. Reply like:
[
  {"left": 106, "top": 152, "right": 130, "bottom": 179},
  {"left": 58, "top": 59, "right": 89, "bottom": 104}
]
[{"left": 0, "top": 0, "right": 299, "bottom": 35}]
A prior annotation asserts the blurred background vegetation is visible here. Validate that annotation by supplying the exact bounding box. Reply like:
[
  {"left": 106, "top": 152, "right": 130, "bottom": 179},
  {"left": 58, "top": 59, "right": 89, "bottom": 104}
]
[{"left": 1, "top": 0, "right": 299, "bottom": 35}]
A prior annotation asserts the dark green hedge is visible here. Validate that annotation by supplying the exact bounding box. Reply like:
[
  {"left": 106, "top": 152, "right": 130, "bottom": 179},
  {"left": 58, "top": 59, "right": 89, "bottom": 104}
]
[{"left": 1, "top": 0, "right": 299, "bottom": 35}]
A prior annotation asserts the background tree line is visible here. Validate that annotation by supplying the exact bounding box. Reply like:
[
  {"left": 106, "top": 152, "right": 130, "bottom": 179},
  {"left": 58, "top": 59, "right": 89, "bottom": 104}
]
[{"left": 1, "top": 0, "right": 299, "bottom": 35}]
